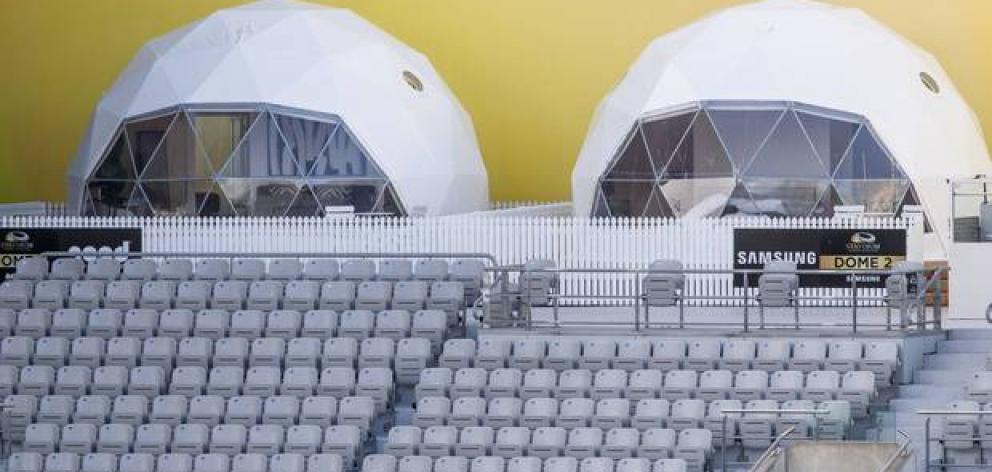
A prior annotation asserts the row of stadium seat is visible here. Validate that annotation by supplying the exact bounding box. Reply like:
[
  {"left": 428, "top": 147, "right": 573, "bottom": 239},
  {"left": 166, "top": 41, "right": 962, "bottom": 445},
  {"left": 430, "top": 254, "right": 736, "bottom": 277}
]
[
  {"left": 414, "top": 369, "right": 874, "bottom": 416},
  {"left": 8, "top": 451, "right": 347, "bottom": 472},
  {"left": 4, "top": 395, "right": 378, "bottom": 434},
  {"left": 363, "top": 456, "right": 688, "bottom": 472},
  {"left": 1, "top": 335, "right": 433, "bottom": 372},
  {"left": 410, "top": 397, "right": 851, "bottom": 435},
  {"left": 440, "top": 338, "right": 897, "bottom": 385},
  {"left": 3, "top": 363, "right": 397, "bottom": 402},
  {"left": 0, "top": 309, "right": 449, "bottom": 345},
  {"left": 22, "top": 423, "right": 368, "bottom": 460},
  {"left": 383, "top": 426, "right": 709, "bottom": 461},
  {"left": 0, "top": 279, "right": 466, "bottom": 315},
  {"left": 12, "top": 257, "right": 484, "bottom": 287}
]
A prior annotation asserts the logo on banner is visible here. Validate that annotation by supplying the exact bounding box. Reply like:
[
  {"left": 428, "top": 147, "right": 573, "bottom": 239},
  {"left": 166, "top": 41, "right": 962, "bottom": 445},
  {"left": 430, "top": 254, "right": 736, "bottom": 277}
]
[{"left": 1, "top": 231, "right": 33, "bottom": 252}]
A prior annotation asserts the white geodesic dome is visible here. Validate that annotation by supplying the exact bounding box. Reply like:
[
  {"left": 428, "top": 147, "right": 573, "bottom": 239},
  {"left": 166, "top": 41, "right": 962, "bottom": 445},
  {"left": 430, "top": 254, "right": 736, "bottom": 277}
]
[
  {"left": 572, "top": 0, "right": 991, "bottom": 249},
  {"left": 68, "top": 0, "right": 488, "bottom": 217}
]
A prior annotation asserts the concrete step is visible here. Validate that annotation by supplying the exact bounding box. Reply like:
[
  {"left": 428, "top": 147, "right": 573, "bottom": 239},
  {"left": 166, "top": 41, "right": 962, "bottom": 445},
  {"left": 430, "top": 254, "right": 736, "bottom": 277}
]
[
  {"left": 897, "top": 384, "right": 964, "bottom": 400},
  {"left": 914, "top": 369, "right": 981, "bottom": 385},
  {"left": 948, "top": 330, "right": 992, "bottom": 341},
  {"left": 938, "top": 340, "right": 992, "bottom": 353},
  {"left": 924, "top": 353, "right": 992, "bottom": 369}
]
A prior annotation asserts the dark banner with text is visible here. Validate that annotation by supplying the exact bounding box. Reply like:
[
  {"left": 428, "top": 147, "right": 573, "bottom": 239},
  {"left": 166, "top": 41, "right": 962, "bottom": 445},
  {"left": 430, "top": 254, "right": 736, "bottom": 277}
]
[
  {"left": 733, "top": 228, "right": 906, "bottom": 288},
  {"left": 0, "top": 228, "right": 142, "bottom": 277}
]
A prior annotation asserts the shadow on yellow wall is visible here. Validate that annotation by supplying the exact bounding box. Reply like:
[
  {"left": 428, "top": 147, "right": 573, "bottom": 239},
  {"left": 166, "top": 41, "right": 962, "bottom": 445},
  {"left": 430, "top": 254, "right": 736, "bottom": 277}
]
[{"left": 0, "top": 0, "right": 989, "bottom": 204}]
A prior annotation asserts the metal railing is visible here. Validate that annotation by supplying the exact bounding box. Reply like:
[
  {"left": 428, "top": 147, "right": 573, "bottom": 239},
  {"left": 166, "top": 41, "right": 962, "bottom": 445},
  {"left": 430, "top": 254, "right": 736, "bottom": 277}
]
[
  {"left": 718, "top": 408, "right": 832, "bottom": 472},
  {"left": 917, "top": 409, "right": 992, "bottom": 470},
  {"left": 486, "top": 265, "right": 946, "bottom": 333}
]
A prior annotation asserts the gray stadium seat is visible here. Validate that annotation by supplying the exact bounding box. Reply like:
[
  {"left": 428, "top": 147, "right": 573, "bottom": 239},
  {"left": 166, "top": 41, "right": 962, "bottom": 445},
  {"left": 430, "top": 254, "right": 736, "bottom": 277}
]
[
  {"left": 111, "top": 395, "right": 149, "bottom": 425},
  {"left": 838, "top": 371, "right": 875, "bottom": 418},
  {"left": 375, "top": 310, "right": 411, "bottom": 340},
  {"left": 336, "top": 396, "right": 375, "bottom": 432},
  {"left": 246, "top": 425, "right": 284, "bottom": 455},
  {"left": 140, "top": 337, "right": 177, "bottom": 370},
  {"left": 285, "top": 425, "right": 322, "bottom": 455},
  {"left": 860, "top": 342, "right": 899, "bottom": 386},
  {"left": 299, "top": 396, "right": 337, "bottom": 428},
  {"left": 474, "top": 339, "right": 510, "bottom": 371},
  {"left": 318, "top": 367, "right": 356, "bottom": 398},
  {"left": 158, "top": 454, "right": 194, "bottom": 472},
  {"left": 486, "top": 368, "right": 523, "bottom": 399},
  {"left": 24, "top": 423, "right": 60, "bottom": 453},
  {"left": 230, "top": 311, "right": 266, "bottom": 339},
  {"left": 787, "top": 340, "right": 826, "bottom": 373},
  {"left": 566, "top": 428, "right": 604, "bottom": 459},
  {"left": 359, "top": 337, "right": 395, "bottom": 368},
  {"left": 34, "top": 281, "right": 69, "bottom": 309},
  {"left": 178, "top": 337, "right": 212, "bottom": 368},
  {"left": 450, "top": 397, "right": 487, "bottom": 427},
  {"left": 39, "top": 395, "right": 76, "bottom": 425},
  {"left": 669, "top": 399, "right": 705, "bottom": 431},
  {"left": 720, "top": 340, "right": 756, "bottom": 372},
  {"left": 639, "top": 428, "right": 677, "bottom": 460},
  {"left": 439, "top": 339, "right": 476, "bottom": 369},
  {"left": 673, "top": 429, "right": 711, "bottom": 472},
  {"left": 558, "top": 398, "right": 595, "bottom": 429},
  {"left": 231, "top": 454, "right": 266, "bottom": 472},
  {"left": 697, "top": 370, "right": 733, "bottom": 401},
  {"left": 82, "top": 453, "right": 118, "bottom": 472},
  {"left": 266, "top": 311, "right": 302, "bottom": 339},
  {"left": 105, "top": 281, "right": 141, "bottom": 310},
  {"left": 213, "top": 338, "right": 249, "bottom": 368},
  {"left": 244, "top": 366, "right": 281, "bottom": 396},
  {"left": 510, "top": 339, "right": 545, "bottom": 371},
  {"left": 545, "top": 339, "right": 580, "bottom": 371},
  {"left": 413, "top": 396, "right": 451, "bottom": 427},
  {"left": 263, "top": 396, "right": 301, "bottom": 426},
  {"left": 46, "top": 452, "right": 81, "bottom": 472},
  {"left": 662, "top": 370, "right": 697, "bottom": 400},
  {"left": 150, "top": 395, "right": 189, "bottom": 426},
  {"left": 355, "top": 282, "right": 391, "bottom": 311},
  {"left": 51, "top": 259, "right": 85, "bottom": 281},
  {"left": 35, "top": 336, "right": 71, "bottom": 368},
  {"left": 172, "top": 424, "right": 211, "bottom": 455},
  {"left": 825, "top": 341, "right": 862, "bottom": 373},
  {"left": 340, "top": 260, "right": 376, "bottom": 282},
  {"left": 160, "top": 309, "right": 195, "bottom": 339},
  {"left": 193, "top": 454, "right": 230, "bottom": 472},
  {"left": 176, "top": 281, "right": 213, "bottom": 311},
  {"left": 211, "top": 281, "right": 247, "bottom": 311},
  {"left": 86, "top": 259, "right": 121, "bottom": 281},
  {"left": 385, "top": 426, "right": 422, "bottom": 456},
  {"left": 286, "top": 338, "right": 321, "bottom": 368},
  {"left": 122, "top": 259, "right": 157, "bottom": 281},
  {"left": 2, "top": 335, "right": 35, "bottom": 366},
  {"left": 270, "top": 454, "right": 305, "bottom": 472},
  {"left": 757, "top": 261, "right": 799, "bottom": 326},
  {"left": 301, "top": 310, "right": 336, "bottom": 338},
  {"left": 18, "top": 308, "right": 54, "bottom": 339},
  {"left": 733, "top": 370, "right": 769, "bottom": 402},
  {"left": 338, "top": 310, "right": 376, "bottom": 340},
  {"left": 802, "top": 370, "right": 840, "bottom": 402},
  {"left": 378, "top": 259, "right": 413, "bottom": 282},
  {"left": 592, "top": 369, "right": 628, "bottom": 400},
  {"left": 413, "top": 259, "right": 448, "bottom": 283},
  {"left": 14, "top": 257, "right": 49, "bottom": 281},
  {"left": 356, "top": 367, "right": 394, "bottom": 410},
  {"left": 0, "top": 364, "right": 17, "bottom": 395},
  {"left": 416, "top": 368, "right": 453, "bottom": 401},
  {"left": 232, "top": 259, "right": 265, "bottom": 281},
  {"left": 740, "top": 399, "right": 778, "bottom": 450},
  {"left": 195, "top": 259, "right": 230, "bottom": 281},
  {"left": 396, "top": 338, "right": 432, "bottom": 385},
  {"left": 684, "top": 340, "right": 721, "bottom": 371},
  {"left": 0, "top": 280, "right": 34, "bottom": 309},
  {"left": 284, "top": 281, "right": 320, "bottom": 312},
  {"left": 654, "top": 459, "right": 687, "bottom": 472},
  {"left": 650, "top": 340, "right": 685, "bottom": 371},
  {"left": 602, "top": 428, "right": 641, "bottom": 459},
  {"left": 19, "top": 365, "right": 56, "bottom": 396},
  {"left": 9, "top": 453, "right": 44, "bottom": 472},
  {"left": 392, "top": 282, "right": 428, "bottom": 312},
  {"left": 61, "top": 423, "right": 99, "bottom": 453},
  {"left": 322, "top": 338, "right": 358, "bottom": 368},
  {"left": 627, "top": 370, "right": 663, "bottom": 401},
  {"left": 421, "top": 425, "right": 458, "bottom": 457},
  {"left": 643, "top": 260, "right": 684, "bottom": 309},
  {"left": 91, "top": 366, "right": 128, "bottom": 397},
  {"left": 224, "top": 396, "right": 262, "bottom": 426},
  {"left": 128, "top": 366, "right": 166, "bottom": 397},
  {"left": 159, "top": 260, "right": 194, "bottom": 281},
  {"left": 428, "top": 282, "right": 464, "bottom": 324},
  {"left": 267, "top": 259, "right": 302, "bottom": 281},
  {"left": 282, "top": 367, "right": 319, "bottom": 398},
  {"left": 521, "top": 397, "right": 558, "bottom": 428},
  {"left": 452, "top": 368, "right": 488, "bottom": 399},
  {"left": 69, "top": 338, "right": 104, "bottom": 369},
  {"left": 436, "top": 456, "right": 470, "bottom": 472},
  {"left": 594, "top": 398, "right": 632, "bottom": 429},
  {"left": 556, "top": 369, "right": 593, "bottom": 399},
  {"left": 450, "top": 259, "right": 485, "bottom": 304},
  {"left": 140, "top": 281, "right": 176, "bottom": 311},
  {"left": 68, "top": 281, "right": 105, "bottom": 310},
  {"left": 521, "top": 369, "right": 557, "bottom": 400},
  {"left": 321, "top": 425, "right": 362, "bottom": 463},
  {"left": 170, "top": 366, "right": 208, "bottom": 397},
  {"left": 97, "top": 423, "right": 135, "bottom": 453},
  {"left": 615, "top": 339, "right": 651, "bottom": 372},
  {"left": 207, "top": 367, "right": 245, "bottom": 397},
  {"left": 247, "top": 281, "right": 283, "bottom": 311},
  {"left": 767, "top": 370, "right": 803, "bottom": 402},
  {"left": 471, "top": 456, "right": 504, "bottom": 472},
  {"left": 455, "top": 426, "right": 496, "bottom": 459},
  {"left": 188, "top": 395, "right": 226, "bottom": 426},
  {"left": 302, "top": 259, "right": 338, "bottom": 281},
  {"left": 753, "top": 340, "right": 790, "bottom": 372},
  {"left": 209, "top": 424, "right": 247, "bottom": 455},
  {"left": 485, "top": 397, "right": 523, "bottom": 428}
]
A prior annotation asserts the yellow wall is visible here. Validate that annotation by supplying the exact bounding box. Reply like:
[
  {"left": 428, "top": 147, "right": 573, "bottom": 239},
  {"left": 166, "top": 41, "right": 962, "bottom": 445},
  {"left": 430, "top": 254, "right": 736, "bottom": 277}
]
[{"left": 0, "top": 0, "right": 990, "bottom": 203}]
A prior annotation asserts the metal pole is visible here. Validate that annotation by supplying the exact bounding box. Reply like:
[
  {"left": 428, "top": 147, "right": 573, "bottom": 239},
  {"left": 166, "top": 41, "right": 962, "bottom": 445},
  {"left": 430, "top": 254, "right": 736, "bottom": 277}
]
[
  {"left": 851, "top": 275, "right": 859, "bottom": 334},
  {"left": 743, "top": 274, "right": 750, "bottom": 333},
  {"left": 925, "top": 416, "right": 931, "bottom": 471},
  {"left": 722, "top": 415, "right": 728, "bottom": 472}
]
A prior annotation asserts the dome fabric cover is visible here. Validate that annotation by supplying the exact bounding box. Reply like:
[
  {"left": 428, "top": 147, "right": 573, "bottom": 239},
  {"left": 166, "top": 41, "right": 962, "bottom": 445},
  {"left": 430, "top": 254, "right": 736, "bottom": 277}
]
[
  {"left": 573, "top": 0, "right": 991, "bottom": 246},
  {"left": 69, "top": 0, "right": 488, "bottom": 216}
]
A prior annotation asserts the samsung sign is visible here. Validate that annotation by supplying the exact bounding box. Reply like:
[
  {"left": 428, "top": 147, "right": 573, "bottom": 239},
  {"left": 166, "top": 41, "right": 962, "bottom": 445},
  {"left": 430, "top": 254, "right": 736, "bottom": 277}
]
[
  {"left": 733, "top": 228, "right": 906, "bottom": 288},
  {"left": 0, "top": 227, "right": 142, "bottom": 276}
]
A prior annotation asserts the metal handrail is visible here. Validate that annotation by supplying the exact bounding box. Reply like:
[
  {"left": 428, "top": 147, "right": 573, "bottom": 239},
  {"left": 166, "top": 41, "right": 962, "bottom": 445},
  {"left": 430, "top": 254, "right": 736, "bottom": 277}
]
[
  {"left": 748, "top": 426, "right": 797, "bottom": 472},
  {"left": 876, "top": 430, "right": 912, "bottom": 472}
]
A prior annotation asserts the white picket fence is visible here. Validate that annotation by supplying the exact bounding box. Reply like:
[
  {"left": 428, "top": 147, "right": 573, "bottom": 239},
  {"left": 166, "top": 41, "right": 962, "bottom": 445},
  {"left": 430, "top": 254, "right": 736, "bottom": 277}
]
[{"left": 0, "top": 215, "right": 917, "bottom": 306}]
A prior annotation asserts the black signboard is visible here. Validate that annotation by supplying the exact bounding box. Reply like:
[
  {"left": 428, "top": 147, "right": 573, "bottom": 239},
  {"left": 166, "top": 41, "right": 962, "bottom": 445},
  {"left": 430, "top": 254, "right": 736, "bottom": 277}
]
[
  {"left": 733, "top": 228, "right": 906, "bottom": 288},
  {"left": 0, "top": 228, "right": 142, "bottom": 276}
]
